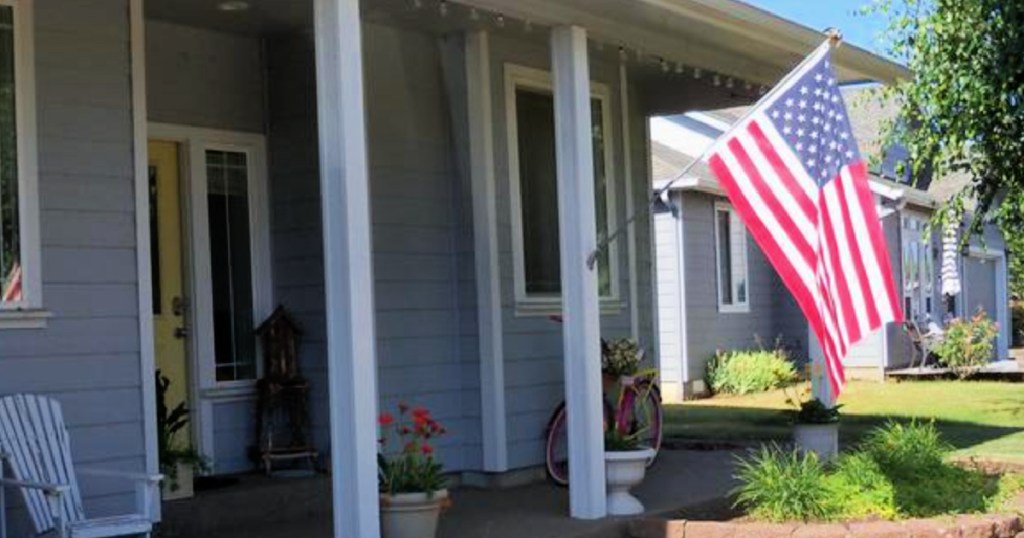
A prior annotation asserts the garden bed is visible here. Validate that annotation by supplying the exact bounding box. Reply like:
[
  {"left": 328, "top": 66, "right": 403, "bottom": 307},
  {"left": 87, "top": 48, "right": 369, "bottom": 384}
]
[{"left": 629, "top": 512, "right": 1024, "bottom": 538}]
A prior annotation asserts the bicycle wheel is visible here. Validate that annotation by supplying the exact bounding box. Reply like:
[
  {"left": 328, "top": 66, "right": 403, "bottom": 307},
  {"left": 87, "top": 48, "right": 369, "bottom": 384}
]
[
  {"left": 631, "top": 383, "right": 663, "bottom": 466},
  {"left": 544, "top": 400, "right": 616, "bottom": 486}
]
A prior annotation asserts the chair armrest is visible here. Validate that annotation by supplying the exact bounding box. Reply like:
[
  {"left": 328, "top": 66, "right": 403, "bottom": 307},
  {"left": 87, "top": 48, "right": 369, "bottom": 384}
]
[
  {"left": 76, "top": 467, "right": 163, "bottom": 484},
  {"left": 0, "top": 476, "right": 71, "bottom": 497}
]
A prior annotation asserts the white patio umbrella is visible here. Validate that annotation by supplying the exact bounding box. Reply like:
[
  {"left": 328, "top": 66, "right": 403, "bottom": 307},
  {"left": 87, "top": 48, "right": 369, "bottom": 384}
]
[{"left": 940, "top": 220, "right": 962, "bottom": 297}]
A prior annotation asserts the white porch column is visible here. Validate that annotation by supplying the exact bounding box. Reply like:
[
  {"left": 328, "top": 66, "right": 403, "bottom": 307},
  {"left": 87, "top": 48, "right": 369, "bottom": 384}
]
[
  {"left": 551, "top": 25, "right": 607, "bottom": 520},
  {"left": 313, "top": 1, "right": 381, "bottom": 537}
]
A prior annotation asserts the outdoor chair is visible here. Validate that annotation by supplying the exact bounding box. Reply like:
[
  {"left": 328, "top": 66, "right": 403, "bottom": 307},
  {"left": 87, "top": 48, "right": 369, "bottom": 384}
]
[
  {"left": 0, "top": 394, "right": 162, "bottom": 538},
  {"left": 904, "top": 319, "right": 943, "bottom": 369}
]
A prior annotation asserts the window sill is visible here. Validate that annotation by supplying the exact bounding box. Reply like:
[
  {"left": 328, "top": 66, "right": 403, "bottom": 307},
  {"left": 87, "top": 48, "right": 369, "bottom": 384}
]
[
  {"left": 201, "top": 382, "right": 257, "bottom": 400},
  {"left": 0, "top": 309, "right": 51, "bottom": 329},
  {"left": 718, "top": 305, "right": 751, "bottom": 314},
  {"left": 514, "top": 297, "right": 626, "bottom": 318}
]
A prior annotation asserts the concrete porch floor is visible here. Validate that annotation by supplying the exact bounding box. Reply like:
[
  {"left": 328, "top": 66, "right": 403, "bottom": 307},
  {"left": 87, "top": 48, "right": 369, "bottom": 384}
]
[{"left": 158, "top": 449, "right": 739, "bottom": 538}]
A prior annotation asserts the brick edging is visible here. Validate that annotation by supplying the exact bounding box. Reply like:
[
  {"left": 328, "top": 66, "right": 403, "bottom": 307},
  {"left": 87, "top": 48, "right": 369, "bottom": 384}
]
[{"left": 629, "top": 514, "right": 1023, "bottom": 538}]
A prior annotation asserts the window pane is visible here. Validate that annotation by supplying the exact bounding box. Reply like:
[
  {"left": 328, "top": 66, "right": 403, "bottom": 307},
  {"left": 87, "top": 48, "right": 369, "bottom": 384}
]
[
  {"left": 0, "top": 6, "right": 18, "bottom": 304},
  {"left": 731, "top": 212, "right": 747, "bottom": 304},
  {"left": 207, "top": 150, "right": 256, "bottom": 382},
  {"left": 516, "top": 89, "right": 561, "bottom": 295},
  {"left": 515, "top": 88, "right": 611, "bottom": 297},
  {"left": 717, "top": 210, "right": 732, "bottom": 305}
]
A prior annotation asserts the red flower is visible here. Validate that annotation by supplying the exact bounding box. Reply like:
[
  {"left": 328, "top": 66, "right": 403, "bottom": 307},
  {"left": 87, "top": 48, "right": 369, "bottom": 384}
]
[
  {"left": 412, "top": 407, "right": 430, "bottom": 419},
  {"left": 421, "top": 444, "right": 434, "bottom": 455},
  {"left": 378, "top": 412, "right": 394, "bottom": 426}
]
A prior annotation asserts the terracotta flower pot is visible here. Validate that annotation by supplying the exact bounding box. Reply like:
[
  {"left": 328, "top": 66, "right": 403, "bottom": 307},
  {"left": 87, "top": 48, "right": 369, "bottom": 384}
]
[
  {"left": 604, "top": 447, "right": 655, "bottom": 516},
  {"left": 380, "top": 489, "right": 448, "bottom": 538}
]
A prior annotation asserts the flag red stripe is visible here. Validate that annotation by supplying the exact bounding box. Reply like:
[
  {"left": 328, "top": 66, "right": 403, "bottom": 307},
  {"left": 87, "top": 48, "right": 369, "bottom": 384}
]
[
  {"left": 709, "top": 154, "right": 819, "bottom": 318},
  {"left": 726, "top": 138, "right": 817, "bottom": 269},
  {"left": 817, "top": 189, "right": 862, "bottom": 345},
  {"left": 848, "top": 162, "right": 904, "bottom": 324},
  {"left": 834, "top": 172, "right": 882, "bottom": 330},
  {"left": 747, "top": 121, "right": 818, "bottom": 222}
]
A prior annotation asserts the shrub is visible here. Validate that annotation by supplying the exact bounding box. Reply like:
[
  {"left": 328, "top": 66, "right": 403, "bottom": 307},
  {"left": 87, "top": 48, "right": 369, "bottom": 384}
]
[
  {"left": 732, "top": 445, "right": 833, "bottom": 522},
  {"left": 824, "top": 452, "right": 897, "bottom": 520},
  {"left": 933, "top": 311, "right": 999, "bottom": 379},
  {"left": 706, "top": 342, "right": 797, "bottom": 395},
  {"left": 860, "top": 421, "right": 995, "bottom": 517},
  {"left": 732, "top": 422, "right": 1022, "bottom": 522}
]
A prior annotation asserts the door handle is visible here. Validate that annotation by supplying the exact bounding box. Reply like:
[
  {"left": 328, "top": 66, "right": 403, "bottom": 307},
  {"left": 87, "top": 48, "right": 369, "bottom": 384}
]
[
  {"left": 172, "top": 296, "right": 190, "bottom": 316},
  {"left": 174, "top": 327, "right": 189, "bottom": 339}
]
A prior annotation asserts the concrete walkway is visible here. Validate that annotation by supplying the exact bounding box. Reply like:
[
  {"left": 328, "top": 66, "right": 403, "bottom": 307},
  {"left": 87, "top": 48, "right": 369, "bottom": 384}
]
[{"left": 158, "top": 449, "right": 739, "bottom": 538}]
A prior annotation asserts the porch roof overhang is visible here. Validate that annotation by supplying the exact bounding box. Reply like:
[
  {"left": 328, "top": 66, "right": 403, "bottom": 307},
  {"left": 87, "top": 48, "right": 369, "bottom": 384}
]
[{"left": 451, "top": 0, "right": 909, "bottom": 85}]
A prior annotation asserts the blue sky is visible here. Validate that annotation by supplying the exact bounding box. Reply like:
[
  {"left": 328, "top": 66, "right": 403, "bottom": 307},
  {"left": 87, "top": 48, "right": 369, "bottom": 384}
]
[{"left": 742, "top": 0, "right": 889, "bottom": 56}]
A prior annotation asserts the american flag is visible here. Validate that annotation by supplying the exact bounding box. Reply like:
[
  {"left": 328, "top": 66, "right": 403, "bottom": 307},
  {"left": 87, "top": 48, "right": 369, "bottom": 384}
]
[
  {"left": 705, "top": 45, "right": 903, "bottom": 397},
  {"left": 2, "top": 261, "right": 21, "bottom": 302}
]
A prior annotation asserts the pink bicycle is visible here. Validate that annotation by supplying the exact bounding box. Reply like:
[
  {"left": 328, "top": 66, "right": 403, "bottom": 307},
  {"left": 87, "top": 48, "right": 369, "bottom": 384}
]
[{"left": 543, "top": 336, "right": 663, "bottom": 486}]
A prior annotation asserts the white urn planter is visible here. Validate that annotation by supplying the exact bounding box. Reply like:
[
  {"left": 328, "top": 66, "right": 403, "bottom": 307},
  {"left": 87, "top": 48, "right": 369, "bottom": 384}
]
[
  {"left": 161, "top": 463, "right": 194, "bottom": 501},
  {"left": 380, "top": 489, "right": 448, "bottom": 538},
  {"left": 604, "top": 447, "right": 656, "bottom": 516},
  {"left": 793, "top": 422, "right": 839, "bottom": 462}
]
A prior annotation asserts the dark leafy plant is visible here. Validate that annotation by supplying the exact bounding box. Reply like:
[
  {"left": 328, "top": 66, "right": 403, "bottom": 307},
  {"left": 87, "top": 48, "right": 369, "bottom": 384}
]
[
  {"left": 377, "top": 404, "right": 447, "bottom": 495},
  {"left": 156, "top": 371, "right": 206, "bottom": 491},
  {"left": 784, "top": 385, "right": 841, "bottom": 424}
]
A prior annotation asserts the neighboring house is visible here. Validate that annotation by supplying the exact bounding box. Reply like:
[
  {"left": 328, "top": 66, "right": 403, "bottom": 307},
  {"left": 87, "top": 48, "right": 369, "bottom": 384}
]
[
  {"left": 0, "top": 0, "right": 905, "bottom": 535},
  {"left": 652, "top": 87, "right": 1010, "bottom": 402}
]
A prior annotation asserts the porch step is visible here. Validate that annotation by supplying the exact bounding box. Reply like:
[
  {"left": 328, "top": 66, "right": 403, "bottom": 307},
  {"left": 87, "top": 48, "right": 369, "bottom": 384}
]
[{"left": 158, "top": 473, "right": 332, "bottom": 537}]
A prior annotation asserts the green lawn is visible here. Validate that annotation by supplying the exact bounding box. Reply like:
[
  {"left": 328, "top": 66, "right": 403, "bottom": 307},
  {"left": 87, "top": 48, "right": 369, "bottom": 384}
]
[{"left": 664, "top": 381, "right": 1024, "bottom": 463}]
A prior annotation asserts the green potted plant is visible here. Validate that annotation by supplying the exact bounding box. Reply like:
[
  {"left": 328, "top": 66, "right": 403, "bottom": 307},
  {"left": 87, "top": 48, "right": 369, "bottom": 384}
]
[
  {"left": 156, "top": 371, "right": 206, "bottom": 500},
  {"left": 378, "top": 404, "right": 448, "bottom": 538},
  {"left": 786, "top": 386, "right": 841, "bottom": 462}
]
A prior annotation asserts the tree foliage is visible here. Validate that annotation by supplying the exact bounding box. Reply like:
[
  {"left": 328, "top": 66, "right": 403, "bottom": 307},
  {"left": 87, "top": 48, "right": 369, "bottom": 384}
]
[{"left": 869, "top": 0, "right": 1024, "bottom": 296}]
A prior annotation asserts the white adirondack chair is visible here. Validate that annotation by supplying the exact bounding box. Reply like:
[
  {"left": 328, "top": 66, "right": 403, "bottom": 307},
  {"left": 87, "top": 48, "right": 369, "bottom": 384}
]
[{"left": 0, "top": 394, "right": 162, "bottom": 538}]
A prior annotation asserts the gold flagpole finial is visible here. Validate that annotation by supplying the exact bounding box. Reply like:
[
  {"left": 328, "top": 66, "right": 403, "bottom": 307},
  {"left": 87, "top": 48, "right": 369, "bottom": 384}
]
[{"left": 824, "top": 28, "right": 843, "bottom": 48}]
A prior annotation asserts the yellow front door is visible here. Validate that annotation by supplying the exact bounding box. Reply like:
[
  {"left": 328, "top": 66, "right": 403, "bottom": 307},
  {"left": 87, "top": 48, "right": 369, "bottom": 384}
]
[{"left": 149, "top": 140, "right": 191, "bottom": 447}]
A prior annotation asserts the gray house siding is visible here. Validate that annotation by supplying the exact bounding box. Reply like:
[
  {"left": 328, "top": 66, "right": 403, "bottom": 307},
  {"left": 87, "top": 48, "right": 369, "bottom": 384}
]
[
  {"left": 1, "top": 0, "right": 144, "bottom": 532},
  {"left": 264, "top": 24, "right": 483, "bottom": 474},
  {"left": 146, "top": 21, "right": 266, "bottom": 133},
  {"left": 680, "top": 191, "right": 791, "bottom": 384},
  {"left": 487, "top": 34, "right": 647, "bottom": 469}
]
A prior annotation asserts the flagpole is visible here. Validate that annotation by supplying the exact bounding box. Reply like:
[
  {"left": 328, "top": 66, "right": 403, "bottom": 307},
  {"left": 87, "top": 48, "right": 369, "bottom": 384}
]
[{"left": 586, "top": 30, "right": 843, "bottom": 269}]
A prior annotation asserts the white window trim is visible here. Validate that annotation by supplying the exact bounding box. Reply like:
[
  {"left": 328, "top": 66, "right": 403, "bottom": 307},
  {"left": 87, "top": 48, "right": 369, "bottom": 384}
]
[
  {"left": 714, "top": 201, "right": 750, "bottom": 314},
  {"left": 504, "top": 63, "right": 621, "bottom": 316},
  {"left": 0, "top": 0, "right": 44, "bottom": 328},
  {"left": 900, "top": 211, "right": 935, "bottom": 320}
]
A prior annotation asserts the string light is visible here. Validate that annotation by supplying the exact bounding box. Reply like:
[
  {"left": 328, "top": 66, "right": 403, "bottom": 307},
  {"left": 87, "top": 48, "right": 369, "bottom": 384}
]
[
  {"left": 439, "top": 0, "right": 448, "bottom": 16},
  {"left": 675, "top": 62, "right": 684, "bottom": 75},
  {"left": 744, "top": 81, "right": 753, "bottom": 91},
  {"left": 693, "top": 68, "right": 702, "bottom": 79},
  {"left": 759, "top": 85, "right": 768, "bottom": 95},
  {"left": 726, "top": 77, "right": 734, "bottom": 89},
  {"left": 469, "top": 7, "right": 479, "bottom": 20},
  {"left": 713, "top": 74, "right": 721, "bottom": 86},
  {"left": 496, "top": 13, "right": 505, "bottom": 27},
  {"left": 618, "top": 46, "right": 628, "bottom": 63},
  {"left": 660, "top": 58, "right": 669, "bottom": 73}
]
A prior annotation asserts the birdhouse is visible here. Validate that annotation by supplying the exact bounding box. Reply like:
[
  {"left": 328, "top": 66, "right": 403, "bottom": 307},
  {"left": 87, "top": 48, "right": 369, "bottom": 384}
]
[{"left": 255, "top": 305, "right": 303, "bottom": 383}]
